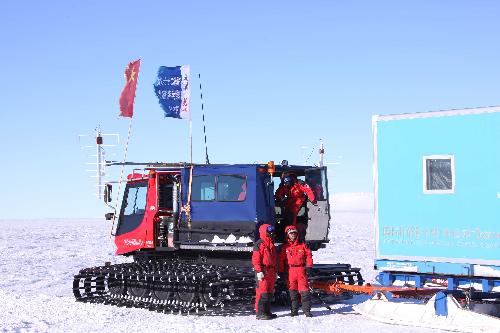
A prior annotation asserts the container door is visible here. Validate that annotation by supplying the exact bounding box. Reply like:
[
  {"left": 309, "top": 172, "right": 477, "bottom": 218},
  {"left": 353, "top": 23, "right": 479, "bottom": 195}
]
[{"left": 304, "top": 167, "right": 330, "bottom": 242}]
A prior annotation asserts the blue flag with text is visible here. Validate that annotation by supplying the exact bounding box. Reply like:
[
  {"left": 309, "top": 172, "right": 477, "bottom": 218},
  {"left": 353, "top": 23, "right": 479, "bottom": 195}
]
[{"left": 154, "top": 65, "right": 190, "bottom": 119}]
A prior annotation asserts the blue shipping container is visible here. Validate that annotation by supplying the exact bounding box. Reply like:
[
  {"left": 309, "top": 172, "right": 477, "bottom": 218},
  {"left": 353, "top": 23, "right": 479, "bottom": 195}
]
[{"left": 373, "top": 106, "right": 500, "bottom": 278}]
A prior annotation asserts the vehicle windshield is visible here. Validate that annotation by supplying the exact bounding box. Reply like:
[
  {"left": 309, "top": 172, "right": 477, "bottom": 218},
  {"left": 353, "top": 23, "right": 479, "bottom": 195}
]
[{"left": 116, "top": 181, "right": 148, "bottom": 236}]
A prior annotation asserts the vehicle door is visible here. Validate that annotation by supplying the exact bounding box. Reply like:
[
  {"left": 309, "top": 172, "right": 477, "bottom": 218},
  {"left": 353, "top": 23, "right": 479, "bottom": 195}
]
[{"left": 304, "top": 167, "right": 330, "bottom": 242}]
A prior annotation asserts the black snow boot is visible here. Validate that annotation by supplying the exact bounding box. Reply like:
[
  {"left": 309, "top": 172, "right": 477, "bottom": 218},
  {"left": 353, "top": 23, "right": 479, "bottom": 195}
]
[
  {"left": 256, "top": 293, "right": 271, "bottom": 320},
  {"left": 289, "top": 290, "right": 299, "bottom": 316},
  {"left": 264, "top": 293, "right": 277, "bottom": 319},
  {"left": 301, "top": 291, "right": 313, "bottom": 317}
]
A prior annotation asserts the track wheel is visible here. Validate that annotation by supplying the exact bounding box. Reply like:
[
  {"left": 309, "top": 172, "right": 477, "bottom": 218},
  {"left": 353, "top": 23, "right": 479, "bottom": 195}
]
[
  {"left": 175, "top": 285, "right": 198, "bottom": 303},
  {"left": 127, "top": 281, "right": 149, "bottom": 298},
  {"left": 200, "top": 285, "right": 222, "bottom": 306},
  {"left": 152, "top": 284, "right": 172, "bottom": 301},
  {"left": 108, "top": 277, "right": 126, "bottom": 296}
]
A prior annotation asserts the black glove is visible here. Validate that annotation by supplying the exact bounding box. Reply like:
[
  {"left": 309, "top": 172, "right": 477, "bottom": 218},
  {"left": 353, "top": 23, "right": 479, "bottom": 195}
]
[{"left": 306, "top": 267, "right": 313, "bottom": 277}]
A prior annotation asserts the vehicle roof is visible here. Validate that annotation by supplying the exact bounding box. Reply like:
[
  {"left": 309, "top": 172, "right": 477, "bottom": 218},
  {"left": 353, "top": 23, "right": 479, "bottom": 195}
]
[{"left": 145, "top": 163, "right": 317, "bottom": 175}]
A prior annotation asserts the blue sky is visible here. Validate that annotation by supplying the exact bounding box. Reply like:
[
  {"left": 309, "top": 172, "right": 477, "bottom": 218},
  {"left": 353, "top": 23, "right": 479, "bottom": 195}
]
[{"left": 1, "top": 1, "right": 499, "bottom": 218}]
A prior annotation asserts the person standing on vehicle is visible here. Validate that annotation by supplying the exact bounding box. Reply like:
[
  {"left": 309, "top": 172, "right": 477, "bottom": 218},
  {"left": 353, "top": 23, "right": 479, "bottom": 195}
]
[
  {"left": 278, "top": 225, "right": 314, "bottom": 317},
  {"left": 252, "top": 223, "right": 278, "bottom": 320},
  {"left": 275, "top": 174, "right": 316, "bottom": 228}
]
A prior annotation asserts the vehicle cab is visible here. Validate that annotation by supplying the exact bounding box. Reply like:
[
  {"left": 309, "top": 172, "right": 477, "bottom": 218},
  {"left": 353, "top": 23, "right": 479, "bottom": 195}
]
[{"left": 106, "top": 162, "right": 330, "bottom": 262}]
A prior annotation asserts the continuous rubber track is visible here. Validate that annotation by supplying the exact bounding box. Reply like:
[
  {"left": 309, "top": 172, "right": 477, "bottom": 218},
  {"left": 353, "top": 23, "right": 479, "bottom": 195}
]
[
  {"left": 73, "top": 260, "right": 256, "bottom": 315},
  {"left": 73, "top": 260, "right": 364, "bottom": 315}
]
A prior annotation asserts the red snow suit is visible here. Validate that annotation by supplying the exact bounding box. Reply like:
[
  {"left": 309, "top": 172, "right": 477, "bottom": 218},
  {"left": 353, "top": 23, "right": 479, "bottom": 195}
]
[
  {"left": 275, "top": 181, "right": 315, "bottom": 226},
  {"left": 278, "top": 226, "right": 313, "bottom": 292},
  {"left": 252, "top": 224, "right": 277, "bottom": 312}
]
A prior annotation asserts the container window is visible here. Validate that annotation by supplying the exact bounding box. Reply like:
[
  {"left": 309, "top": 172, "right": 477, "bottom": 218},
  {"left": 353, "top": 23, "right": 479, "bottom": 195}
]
[{"left": 423, "top": 155, "right": 454, "bottom": 194}]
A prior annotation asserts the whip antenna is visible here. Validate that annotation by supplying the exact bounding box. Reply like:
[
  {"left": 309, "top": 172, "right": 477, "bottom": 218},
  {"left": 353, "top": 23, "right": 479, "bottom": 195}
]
[{"left": 199, "top": 73, "right": 210, "bottom": 164}]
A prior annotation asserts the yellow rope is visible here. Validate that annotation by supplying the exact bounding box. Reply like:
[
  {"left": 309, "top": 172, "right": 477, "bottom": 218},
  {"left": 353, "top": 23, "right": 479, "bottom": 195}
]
[{"left": 181, "top": 166, "right": 193, "bottom": 229}]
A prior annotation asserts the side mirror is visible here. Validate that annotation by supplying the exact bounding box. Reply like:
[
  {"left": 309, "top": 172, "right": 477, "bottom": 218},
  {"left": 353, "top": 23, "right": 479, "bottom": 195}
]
[
  {"left": 105, "top": 212, "right": 115, "bottom": 220},
  {"left": 104, "top": 184, "right": 112, "bottom": 203}
]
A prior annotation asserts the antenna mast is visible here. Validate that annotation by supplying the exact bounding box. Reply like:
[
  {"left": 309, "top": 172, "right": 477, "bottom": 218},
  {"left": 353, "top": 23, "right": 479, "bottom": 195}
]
[
  {"left": 96, "top": 128, "right": 104, "bottom": 199},
  {"left": 318, "top": 139, "right": 325, "bottom": 167},
  {"left": 79, "top": 127, "right": 119, "bottom": 199}
]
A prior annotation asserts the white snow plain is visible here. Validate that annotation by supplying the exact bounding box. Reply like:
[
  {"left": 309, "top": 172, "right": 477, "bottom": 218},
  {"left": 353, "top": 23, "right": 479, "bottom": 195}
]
[{"left": 0, "top": 193, "right": 451, "bottom": 333}]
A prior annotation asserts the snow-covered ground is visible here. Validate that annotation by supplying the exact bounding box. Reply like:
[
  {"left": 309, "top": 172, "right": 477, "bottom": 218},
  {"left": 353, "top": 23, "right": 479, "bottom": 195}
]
[{"left": 0, "top": 194, "right": 450, "bottom": 333}]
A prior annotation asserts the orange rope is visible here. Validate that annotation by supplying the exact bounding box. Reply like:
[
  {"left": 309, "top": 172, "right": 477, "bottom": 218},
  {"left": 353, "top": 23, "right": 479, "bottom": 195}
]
[{"left": 312, "top": 281, "right": 443, "bottom": 297}]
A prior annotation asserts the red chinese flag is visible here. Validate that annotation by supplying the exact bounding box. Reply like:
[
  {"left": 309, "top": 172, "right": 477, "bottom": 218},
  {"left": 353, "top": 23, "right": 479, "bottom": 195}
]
[{"left": 119, "top": 59, "right": 141, "bottom": 117}]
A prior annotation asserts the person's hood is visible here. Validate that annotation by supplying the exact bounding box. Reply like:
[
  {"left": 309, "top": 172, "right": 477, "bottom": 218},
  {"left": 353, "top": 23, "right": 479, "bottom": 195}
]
[
  {"left": 259, "top": 223, "right": 271, "bottom": 241},
  {"left": 285, "top": 225, "right": 299, "bottom": 244}
]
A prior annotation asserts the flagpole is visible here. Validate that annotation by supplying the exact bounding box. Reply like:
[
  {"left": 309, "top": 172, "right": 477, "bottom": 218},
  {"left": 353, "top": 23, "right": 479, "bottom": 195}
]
[
  {"left": 110, "top": 117, "right": 133, "bottom": 238},
  {"left": 112, "top": 58, "right": 140, "bottom": 239},
  {"left": 189, "top": 118, "right": 193, "bottom": 164}
]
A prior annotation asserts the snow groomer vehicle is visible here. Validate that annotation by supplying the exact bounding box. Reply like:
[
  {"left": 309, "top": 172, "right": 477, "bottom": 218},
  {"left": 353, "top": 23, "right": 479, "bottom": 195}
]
[{"left": 73, "top": 155, "right": 363, "bottom": 314}]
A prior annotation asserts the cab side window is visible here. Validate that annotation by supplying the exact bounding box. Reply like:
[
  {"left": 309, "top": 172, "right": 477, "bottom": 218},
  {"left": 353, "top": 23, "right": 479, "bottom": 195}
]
[
  {"left": 192, "top": 175, "right": 216, "bottom": 201},
  {"left": 217, "top": 175, "right": 247, "bottom": 201},
  {"left": 192, "top": 174, "right": 247, "bottom": 201},
  {"left": 305, "top": 169, "right": 327, "bottom": 201}
]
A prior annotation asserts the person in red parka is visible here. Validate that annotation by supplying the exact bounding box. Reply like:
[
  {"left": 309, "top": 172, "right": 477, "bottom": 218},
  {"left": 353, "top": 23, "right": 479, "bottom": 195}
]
[
  {"left": 278, "top": 225, "right": 314, "bottom": 317},
  {"left": 275, "top": 175, "right": 316, "bottom": 238},
  {"left": 252, "top": 223, "right": 278, "bottom": 320}
]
